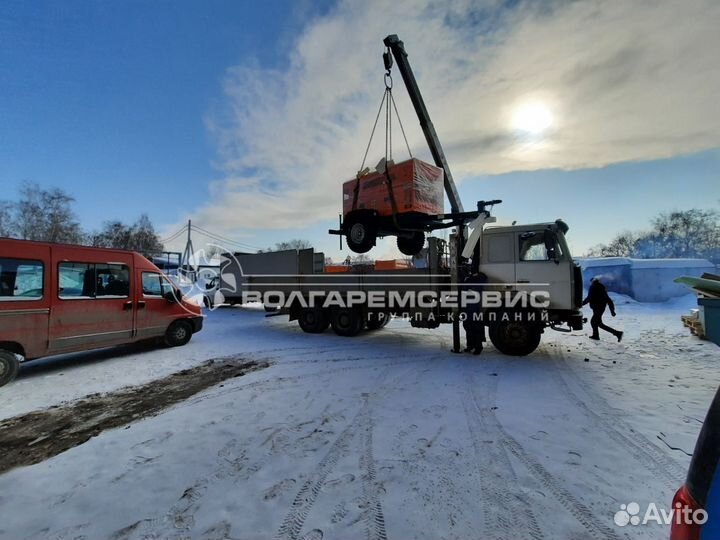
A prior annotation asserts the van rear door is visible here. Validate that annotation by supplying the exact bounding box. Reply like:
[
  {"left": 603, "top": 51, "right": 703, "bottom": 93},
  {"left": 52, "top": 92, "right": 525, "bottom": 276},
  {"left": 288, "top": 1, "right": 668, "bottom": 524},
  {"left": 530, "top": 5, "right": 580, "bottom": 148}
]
[
  {"left": 48, "top": 248, "right": 135, "bottom": 353},
  {"left": 0, "top": 242, "right": 51, "bottom": 359}
]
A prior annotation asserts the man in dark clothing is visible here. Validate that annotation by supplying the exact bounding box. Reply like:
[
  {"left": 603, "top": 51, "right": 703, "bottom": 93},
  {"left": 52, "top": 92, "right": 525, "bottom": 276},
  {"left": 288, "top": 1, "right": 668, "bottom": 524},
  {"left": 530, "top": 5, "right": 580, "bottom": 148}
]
[
  {"left": 462, "top": 271, "right": 487, "bottom": 354},
  {"left": 583, "top": 277, "right": 623, "bottom": 342}
]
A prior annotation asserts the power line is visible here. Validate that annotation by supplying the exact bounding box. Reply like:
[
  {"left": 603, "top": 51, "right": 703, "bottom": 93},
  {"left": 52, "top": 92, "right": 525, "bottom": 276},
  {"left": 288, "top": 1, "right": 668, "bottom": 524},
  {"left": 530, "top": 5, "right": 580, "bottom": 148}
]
[
  {"left": 190, "top": 225, "right": 262, "bottom": 252},
  {"left": 160, "top": 226, "right": 187, "bottom": 244}
]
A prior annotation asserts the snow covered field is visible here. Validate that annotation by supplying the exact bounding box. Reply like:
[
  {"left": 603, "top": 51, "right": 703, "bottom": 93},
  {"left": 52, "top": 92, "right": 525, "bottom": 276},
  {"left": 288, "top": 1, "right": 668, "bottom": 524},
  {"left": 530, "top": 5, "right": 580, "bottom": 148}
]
[{"left": 0, "top": 296, "right": 717, "bottom": 540}]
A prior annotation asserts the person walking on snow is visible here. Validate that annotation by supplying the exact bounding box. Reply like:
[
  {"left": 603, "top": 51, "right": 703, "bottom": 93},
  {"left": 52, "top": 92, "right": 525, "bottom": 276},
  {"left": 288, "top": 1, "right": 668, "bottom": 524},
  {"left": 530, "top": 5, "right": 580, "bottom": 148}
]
[{"left": 583, "top": 277, "right": 623, "bottom": 342}]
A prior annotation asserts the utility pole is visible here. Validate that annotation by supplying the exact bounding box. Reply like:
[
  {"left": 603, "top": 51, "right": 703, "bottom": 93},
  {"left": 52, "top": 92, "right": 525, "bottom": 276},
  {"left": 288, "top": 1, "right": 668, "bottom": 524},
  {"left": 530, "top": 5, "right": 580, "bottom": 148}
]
[{"left": 181, "top": 219, "right": 195, "bottom": 279}]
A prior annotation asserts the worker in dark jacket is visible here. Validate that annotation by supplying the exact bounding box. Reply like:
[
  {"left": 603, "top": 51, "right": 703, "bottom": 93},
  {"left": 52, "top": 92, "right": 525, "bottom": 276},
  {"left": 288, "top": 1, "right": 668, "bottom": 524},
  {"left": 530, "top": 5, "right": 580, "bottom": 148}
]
[
  {"left": 583, "top": 277, "right": 623, "bottom": 342},
  {"left": 462, "top": 271, "right": 487, "bottom": 354}
]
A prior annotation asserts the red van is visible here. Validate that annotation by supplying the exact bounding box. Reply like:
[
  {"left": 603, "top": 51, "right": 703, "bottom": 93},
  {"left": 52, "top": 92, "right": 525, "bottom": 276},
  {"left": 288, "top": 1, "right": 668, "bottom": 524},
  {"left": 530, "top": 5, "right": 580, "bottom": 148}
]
[{"left": 0, "top": 238, "right": 203, "bottom": 386}]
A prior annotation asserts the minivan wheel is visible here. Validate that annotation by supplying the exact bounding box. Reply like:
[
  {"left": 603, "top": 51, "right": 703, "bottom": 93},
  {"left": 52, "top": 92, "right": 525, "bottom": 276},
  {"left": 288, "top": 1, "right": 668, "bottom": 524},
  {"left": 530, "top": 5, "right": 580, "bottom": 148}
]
[
  {"left": 0, "top": 350, "right": 20, "bottom": 387},
  {"left": 165, "top": 320, "right": 193, "bottom": 347}
]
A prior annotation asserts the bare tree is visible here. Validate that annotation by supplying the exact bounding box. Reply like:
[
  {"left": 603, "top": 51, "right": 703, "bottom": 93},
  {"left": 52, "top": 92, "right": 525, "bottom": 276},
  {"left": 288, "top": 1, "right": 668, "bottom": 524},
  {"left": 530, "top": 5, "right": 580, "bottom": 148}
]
[
  {"left": 0, "top": 201, "right": 13, "bottom": 237},
  {"left": 91, "top": 215, "right": 163, "bottom": 255},
  {"left": 585, "top": 208, "right": 719, "bottom": 263},
  {"left": 259, "top": 239, "right": 313, "bottom": 252},
  {"left": 11, "top": 183, "right": 83, "bottom": 243}
]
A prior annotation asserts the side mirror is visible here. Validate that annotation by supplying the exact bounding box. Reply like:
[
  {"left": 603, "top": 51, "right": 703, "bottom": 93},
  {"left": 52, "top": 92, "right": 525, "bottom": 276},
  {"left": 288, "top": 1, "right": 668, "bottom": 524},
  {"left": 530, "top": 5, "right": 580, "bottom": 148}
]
[
  {"left": 163, "top": 289, "right": 181, "bottom": 303},
  {"left": 543, "top": 229, "right": 559, "bottom": 264}
]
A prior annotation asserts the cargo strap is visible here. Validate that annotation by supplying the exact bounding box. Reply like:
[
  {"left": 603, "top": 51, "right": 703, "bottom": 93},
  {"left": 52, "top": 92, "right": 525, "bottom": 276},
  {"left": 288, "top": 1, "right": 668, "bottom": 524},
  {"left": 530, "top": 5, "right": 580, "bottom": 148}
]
[{"left": 354, "top": 62, "right": 412, "bottom": 214}]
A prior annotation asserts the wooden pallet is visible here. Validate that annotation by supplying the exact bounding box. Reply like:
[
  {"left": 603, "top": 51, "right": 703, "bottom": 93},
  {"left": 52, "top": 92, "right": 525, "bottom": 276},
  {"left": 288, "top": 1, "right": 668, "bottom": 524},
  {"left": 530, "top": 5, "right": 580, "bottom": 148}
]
[{"left": 681, "top": 315, "right": 705, "bottom": 338}]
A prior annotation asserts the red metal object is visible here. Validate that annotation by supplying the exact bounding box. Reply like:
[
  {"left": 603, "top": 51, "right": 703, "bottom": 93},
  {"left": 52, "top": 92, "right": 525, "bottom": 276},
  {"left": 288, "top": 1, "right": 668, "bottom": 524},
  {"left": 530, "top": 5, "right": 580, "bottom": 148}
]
[
  {"left": 670, "top": 485, "right": 702, "bottom": 540},
  {"left": 0, "top": 238, "right": 202, "bottom": 362},
  {"left": 343, "top": 158, "right": 444, "bottom": 218}
]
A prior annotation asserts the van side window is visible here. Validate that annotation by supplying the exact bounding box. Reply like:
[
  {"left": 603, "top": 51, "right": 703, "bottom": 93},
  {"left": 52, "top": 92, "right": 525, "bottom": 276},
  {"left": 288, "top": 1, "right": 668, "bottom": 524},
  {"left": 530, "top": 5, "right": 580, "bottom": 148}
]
[
  {"left": 142, "top": 272, "right": 171, "bottom": 297},
  {"left": 0, "top": 258, "right": 44, "bottom": 301},
  {"left": 59, "top": 263, "right": 130, "bottom": 299},
  {"left": 96, "top": 264, "right": 130, "bottom": 297},
  {"left": 487, "top": 236, "right": 513, "bottom": 263}
]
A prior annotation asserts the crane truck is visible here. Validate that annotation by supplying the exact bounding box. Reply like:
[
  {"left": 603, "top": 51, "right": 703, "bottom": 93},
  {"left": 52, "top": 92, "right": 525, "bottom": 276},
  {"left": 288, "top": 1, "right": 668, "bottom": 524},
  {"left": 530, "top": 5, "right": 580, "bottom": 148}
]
[{"left": 219, "top": 34, "right": 584, "bottom": 355}]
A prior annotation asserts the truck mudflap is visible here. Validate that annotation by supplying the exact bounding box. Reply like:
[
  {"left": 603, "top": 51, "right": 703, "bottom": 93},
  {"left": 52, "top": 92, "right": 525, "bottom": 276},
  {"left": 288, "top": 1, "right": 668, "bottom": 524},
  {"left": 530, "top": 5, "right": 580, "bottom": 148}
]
[{"left": 547, "top": 310, "right": 584, "bottom": 331}]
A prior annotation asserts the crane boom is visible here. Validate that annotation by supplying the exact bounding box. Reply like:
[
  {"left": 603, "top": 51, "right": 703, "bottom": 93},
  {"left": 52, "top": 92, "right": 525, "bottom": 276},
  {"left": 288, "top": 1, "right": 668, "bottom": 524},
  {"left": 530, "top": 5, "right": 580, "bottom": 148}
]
[{"left": 383, "top": 34, "right": 464, "bottom": 214}]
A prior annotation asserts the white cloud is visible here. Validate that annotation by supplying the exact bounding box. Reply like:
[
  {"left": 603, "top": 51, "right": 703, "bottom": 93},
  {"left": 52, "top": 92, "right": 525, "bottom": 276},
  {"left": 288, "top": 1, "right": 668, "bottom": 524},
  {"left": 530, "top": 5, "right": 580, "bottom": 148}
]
[{"left": 190, "top": 0, "right": 720, "bottom": 236}]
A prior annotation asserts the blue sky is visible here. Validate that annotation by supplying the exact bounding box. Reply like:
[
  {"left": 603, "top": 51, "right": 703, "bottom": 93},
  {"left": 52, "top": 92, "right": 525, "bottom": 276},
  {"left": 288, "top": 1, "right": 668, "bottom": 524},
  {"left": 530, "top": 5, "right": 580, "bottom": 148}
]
[
  {"left": 1, "top": 0, "right": 718, "bottom": 258},
  {"left": 0, "top": 0, "right": 330, "bottom": 234}
]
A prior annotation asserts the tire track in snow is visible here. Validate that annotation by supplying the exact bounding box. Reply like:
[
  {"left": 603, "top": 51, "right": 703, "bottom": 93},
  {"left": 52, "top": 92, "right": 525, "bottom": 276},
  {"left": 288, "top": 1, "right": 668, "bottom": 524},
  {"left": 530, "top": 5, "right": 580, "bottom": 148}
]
[
  {"left": 466, "top": 365, "right": 625, "bottom": 540},
  {"left": 463, "top": 370, "right": 545, "bottom": 540},
  {"left": 275, "top": 362, "right": 426, "bottom": 540},
  {"left": 179, "top": 356, "right": 428, "bottom": 409},
  {"left": 551, "top": 348, "right": 685, "bottom": 487},
  {"left": 275, "top": 405, "right": 366, "bottom": 540},
  {"left": 359, "top": 395, "right": 388, "bottom": 540}
]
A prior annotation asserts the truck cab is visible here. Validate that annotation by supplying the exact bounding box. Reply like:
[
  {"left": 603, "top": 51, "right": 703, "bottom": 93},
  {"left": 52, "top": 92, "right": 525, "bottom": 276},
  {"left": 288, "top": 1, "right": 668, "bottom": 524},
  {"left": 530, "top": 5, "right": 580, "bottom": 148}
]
[{"left": 479, "top": 219, "right": 584, "bottom": 329}]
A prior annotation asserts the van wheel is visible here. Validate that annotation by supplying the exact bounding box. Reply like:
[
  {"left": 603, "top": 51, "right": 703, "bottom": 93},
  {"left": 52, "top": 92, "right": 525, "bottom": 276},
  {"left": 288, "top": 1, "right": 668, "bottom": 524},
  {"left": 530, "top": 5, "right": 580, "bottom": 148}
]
[
  {"left": 165, "top": 320, "right": 193, "bottom": 347},
  {"left": 331, "top": 308, "right": 364, "bottom": 337},
  {"left": 0, "top": 350, "right": 20, "bottom": 387},
  {"left": 488, "top": 317, "right": 541, "bottom": 356},
  {"left": 298, "top": 307, "right": 329, "bottom": 333},
  {"left": 397, "top": 232, "right": 425, "bottom": 256}
]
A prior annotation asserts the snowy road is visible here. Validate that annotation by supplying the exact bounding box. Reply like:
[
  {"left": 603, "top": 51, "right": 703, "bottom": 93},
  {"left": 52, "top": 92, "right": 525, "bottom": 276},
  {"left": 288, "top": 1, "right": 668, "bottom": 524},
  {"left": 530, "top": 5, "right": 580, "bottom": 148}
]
[{"left": 0, "top": 297, "right": 717, "bottom": 539}]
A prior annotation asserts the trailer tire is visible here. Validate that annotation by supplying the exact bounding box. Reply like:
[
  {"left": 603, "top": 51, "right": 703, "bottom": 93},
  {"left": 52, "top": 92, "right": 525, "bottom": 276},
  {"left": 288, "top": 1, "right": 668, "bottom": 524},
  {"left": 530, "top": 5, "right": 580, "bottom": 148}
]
[
  {"left": 164, "top": 320, "right": 193, "bottom": 347},
  {"left": 0, "top": 350, "right": 20, "bottom": 387},
  {"left": 366, "top": 311, "right": 391, "bottom": 330},
  {"left": 488, "top": 315, "right": 541, "bottom": 356},
  {"left": 397, "top": 231, "right": 425, "bottom": 256},
  {"left": 331, "top": 308, "right": 364, "bottom": 337},
  {"left": 345, "top": 215, "right": 376, "bottom": 254},
  {"left": 298, "top": 307, "right": 330, "bottom": 333}
]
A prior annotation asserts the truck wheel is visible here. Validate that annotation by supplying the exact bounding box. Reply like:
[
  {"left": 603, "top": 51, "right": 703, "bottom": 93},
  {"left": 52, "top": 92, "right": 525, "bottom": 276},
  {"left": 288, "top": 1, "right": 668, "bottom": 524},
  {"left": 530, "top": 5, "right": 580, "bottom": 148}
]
[
  {"left": 164, "top": 320, "right": 193, "bottom": 347},
  {"left": 488, "top": 318, "right": 541, "bottom": 356},
  {"left": 366, "top": 311, "right": 391, "bottom": 330},
  {"left": 397, "top": 231, "right": 425, "bottom": 256},
  {"left": 346, "top": 217, "right": 376, "bottom": 254},
  {"left": 0, "top": 350, "right": 20, "bottom": 387},
  {"left": 331, "top": 308, "right": 364, "bottom": 337},
  {"left": 298, "top": 307, "right": 330, "bottom": 333}
]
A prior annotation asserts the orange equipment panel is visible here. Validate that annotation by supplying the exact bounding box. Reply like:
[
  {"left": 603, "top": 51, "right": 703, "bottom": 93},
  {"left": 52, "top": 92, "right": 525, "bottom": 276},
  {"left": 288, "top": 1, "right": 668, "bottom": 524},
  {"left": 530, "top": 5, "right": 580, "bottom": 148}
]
[{"left": 342, "top": 158, "right": 444, "bottom": 218}]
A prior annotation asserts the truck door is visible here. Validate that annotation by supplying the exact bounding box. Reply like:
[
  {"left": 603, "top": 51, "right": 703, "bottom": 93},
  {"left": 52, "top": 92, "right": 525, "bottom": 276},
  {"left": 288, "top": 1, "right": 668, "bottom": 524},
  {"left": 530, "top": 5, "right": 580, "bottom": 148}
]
[
  {"left": 480, "top": 233, "right": 516, "bottom": 286},
  {"left": 49, "top": 259, "right": 135, "bottom": 353},
  {"left": 514, "top": 229, "right": 573, "bottom": 310}
]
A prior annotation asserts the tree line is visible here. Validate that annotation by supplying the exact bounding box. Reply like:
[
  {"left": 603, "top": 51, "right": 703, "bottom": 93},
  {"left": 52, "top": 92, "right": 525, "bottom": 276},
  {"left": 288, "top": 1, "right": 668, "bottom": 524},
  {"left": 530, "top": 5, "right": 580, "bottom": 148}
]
[
  {"left": 586, "top": 208, "right": 720, "bottom": 263},
  {"left": 0, "top": 183, "right": 164, "bottom": 255}
]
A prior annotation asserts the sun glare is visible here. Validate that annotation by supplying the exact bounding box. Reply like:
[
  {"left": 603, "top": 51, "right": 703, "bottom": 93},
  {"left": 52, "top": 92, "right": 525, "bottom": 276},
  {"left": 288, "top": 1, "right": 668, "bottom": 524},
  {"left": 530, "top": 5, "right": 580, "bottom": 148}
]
[{"left": 512, "top": 101, "right": 553, "bottom": 135}]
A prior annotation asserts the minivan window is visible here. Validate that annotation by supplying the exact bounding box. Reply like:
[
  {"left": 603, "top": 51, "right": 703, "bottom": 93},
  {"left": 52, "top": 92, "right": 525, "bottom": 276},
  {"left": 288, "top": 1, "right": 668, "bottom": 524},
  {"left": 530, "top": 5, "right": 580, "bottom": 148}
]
[
  {"left": 59, "top": 262, "right": 130, "bottom": 299},
  {"left": 0, "top": 258, "right": 44, "bottom": 301},
  {"left": 96, "top": 264, "right": 130, "bottom": 297},
  {"left": 142, "top": 272, "right": 172, "bottom": 297}
]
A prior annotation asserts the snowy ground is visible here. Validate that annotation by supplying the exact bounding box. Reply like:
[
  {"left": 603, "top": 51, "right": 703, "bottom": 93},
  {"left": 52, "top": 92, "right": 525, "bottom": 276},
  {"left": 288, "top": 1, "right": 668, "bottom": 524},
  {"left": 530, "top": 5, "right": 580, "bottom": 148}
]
[{"left": 0, "top": 296, "right": 717, "bottom": 540}]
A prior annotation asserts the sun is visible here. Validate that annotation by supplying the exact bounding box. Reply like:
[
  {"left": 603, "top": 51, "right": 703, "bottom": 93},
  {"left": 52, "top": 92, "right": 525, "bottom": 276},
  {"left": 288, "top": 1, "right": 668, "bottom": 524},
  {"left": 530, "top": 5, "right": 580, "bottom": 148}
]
[{"left": 512, "top": 101, "right": 553, "bottom": 135}]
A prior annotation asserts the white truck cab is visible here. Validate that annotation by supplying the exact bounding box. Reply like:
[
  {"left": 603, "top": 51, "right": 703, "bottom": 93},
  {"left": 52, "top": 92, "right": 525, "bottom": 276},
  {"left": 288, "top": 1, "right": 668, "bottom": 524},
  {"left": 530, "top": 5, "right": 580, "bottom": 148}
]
[{"left": 478, "top": 219, "right": 584, "bottom": 329}]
